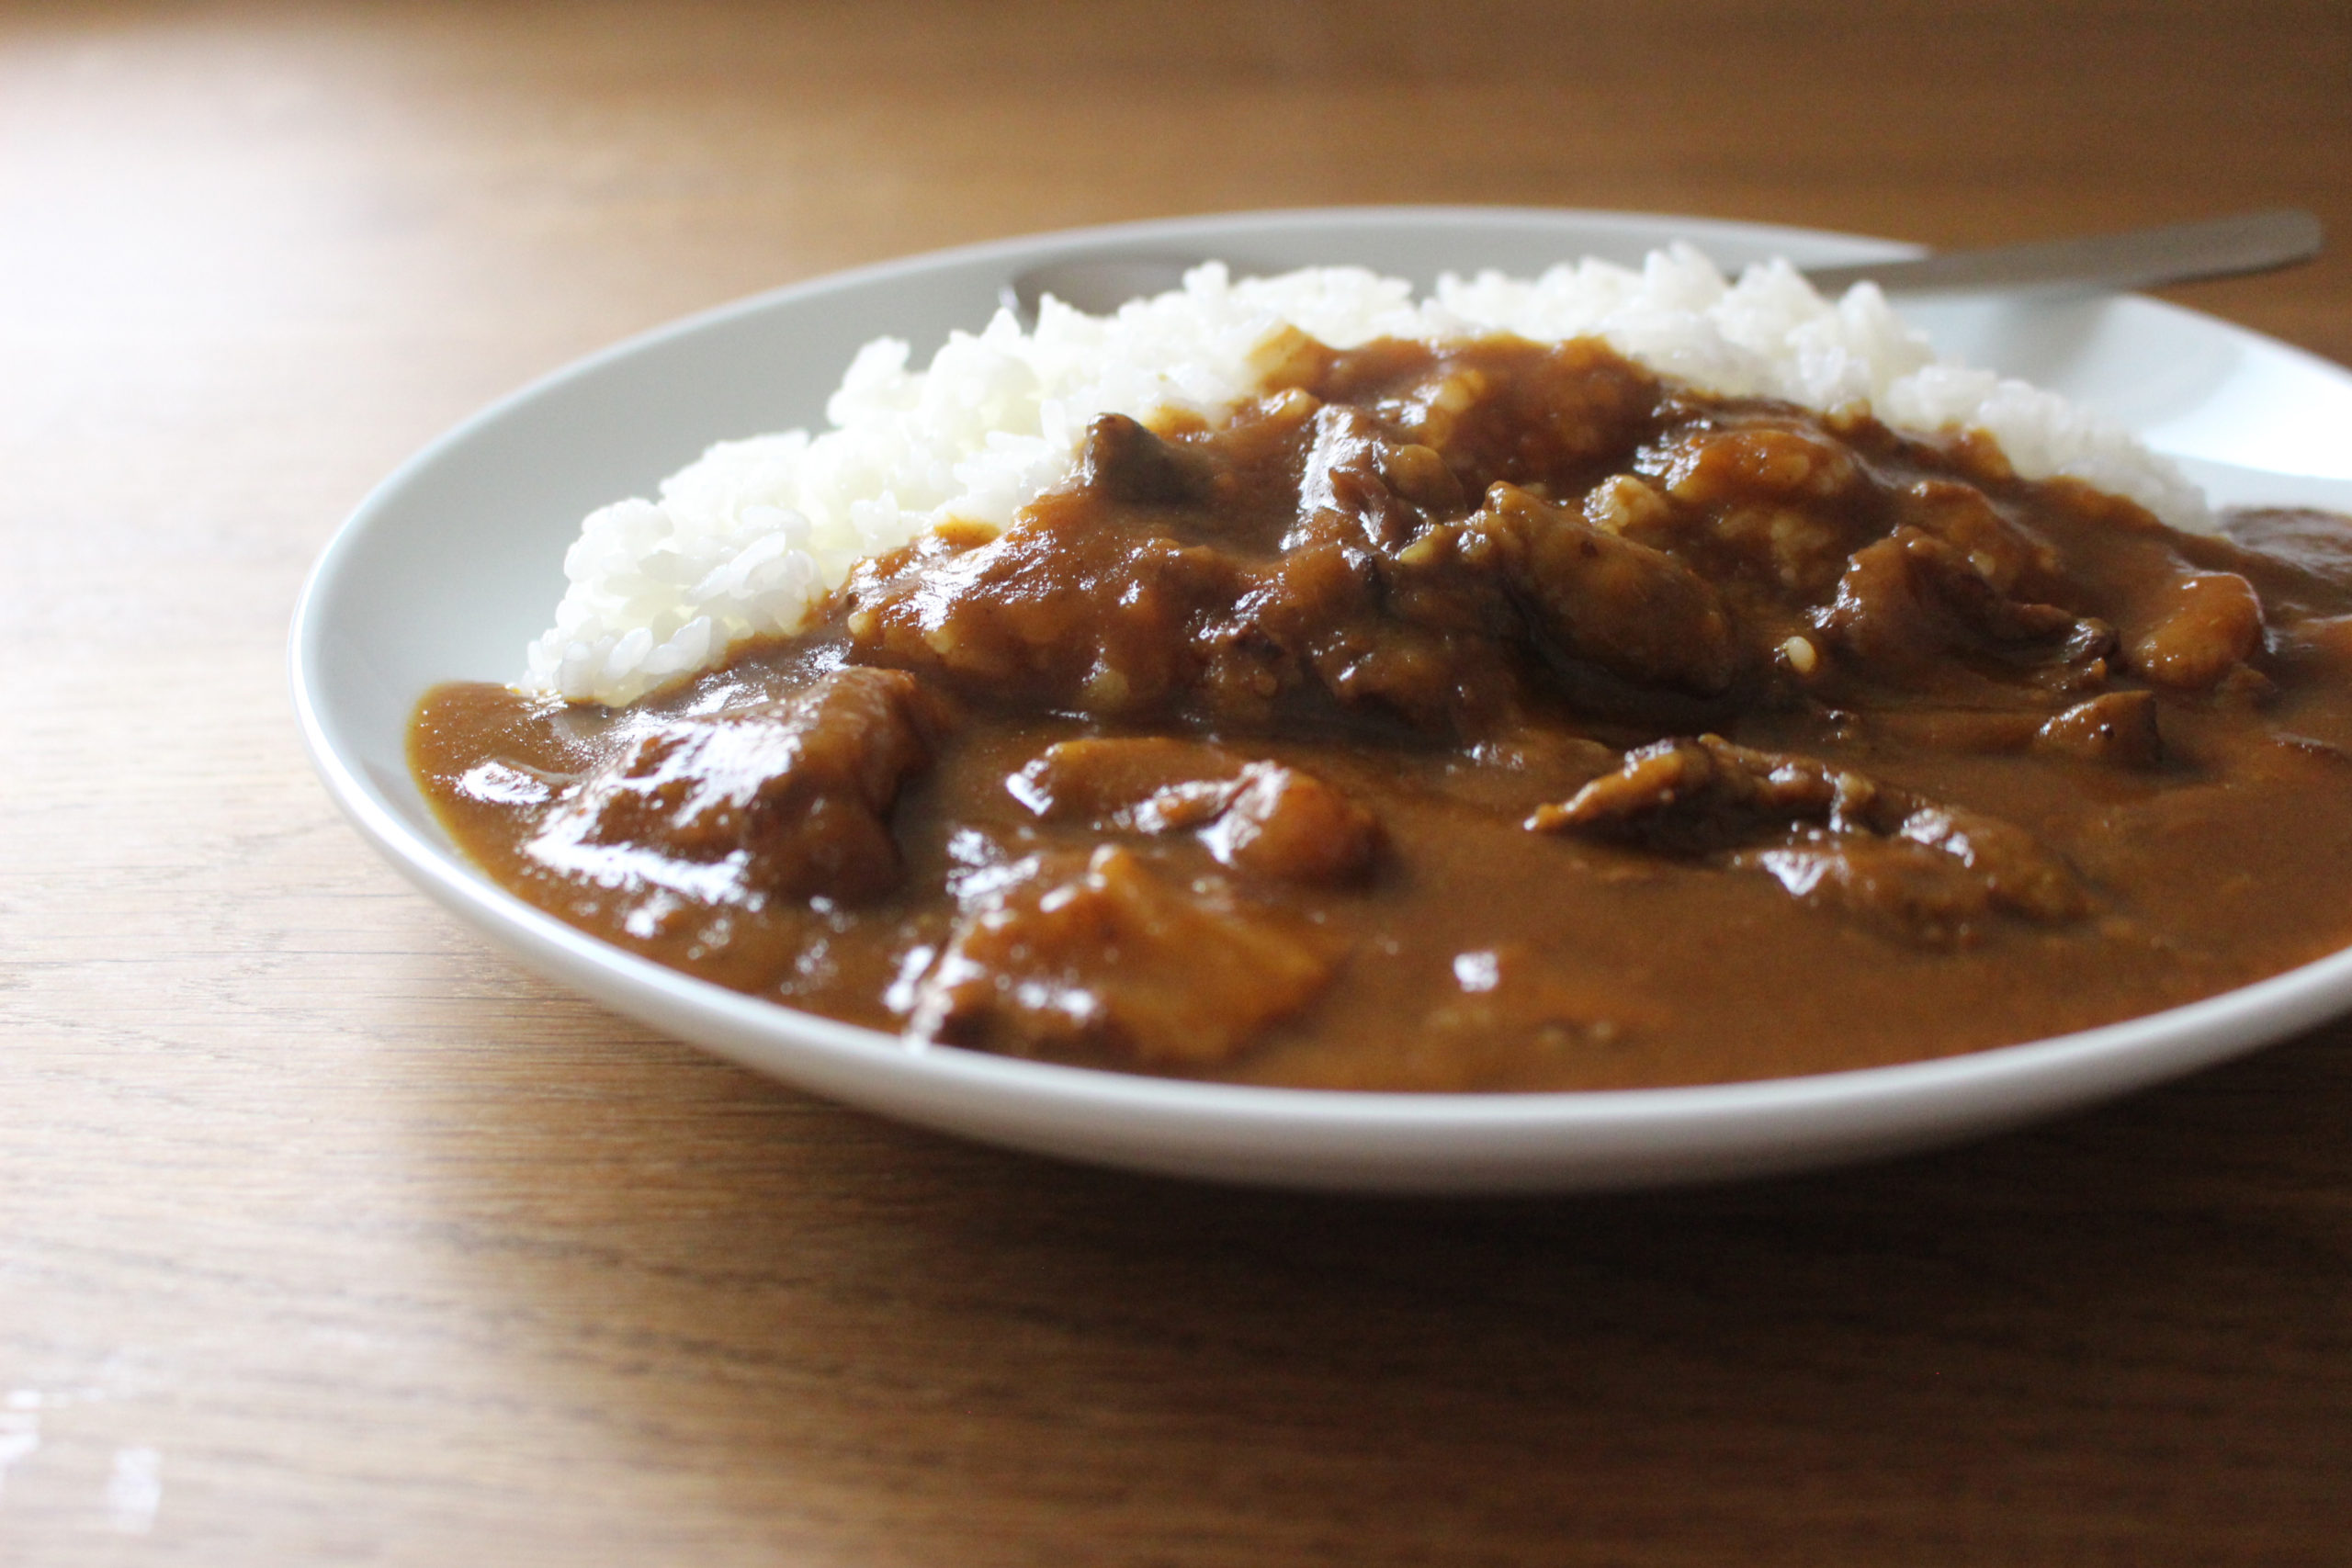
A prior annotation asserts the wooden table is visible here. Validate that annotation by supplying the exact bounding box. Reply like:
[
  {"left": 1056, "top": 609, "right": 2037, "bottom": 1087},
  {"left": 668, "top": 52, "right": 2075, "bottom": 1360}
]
[{"left": 6, "top": 2, "right": 2350, "bottom": 1561}]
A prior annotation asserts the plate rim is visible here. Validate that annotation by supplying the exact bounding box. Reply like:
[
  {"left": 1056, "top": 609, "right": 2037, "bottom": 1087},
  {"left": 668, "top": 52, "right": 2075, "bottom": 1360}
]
[{"left": 289, "top": 203, "right": 2352, "bottom": 1191}]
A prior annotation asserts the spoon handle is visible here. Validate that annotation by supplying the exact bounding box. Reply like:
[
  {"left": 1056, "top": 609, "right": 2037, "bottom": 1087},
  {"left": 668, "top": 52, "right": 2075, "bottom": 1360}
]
[
  {"left": 1006, "top": 209, "right": 2327, "bottom": 325},
  {"left": 1802, "top": 208, "right": 2324, "bottom": 296}
]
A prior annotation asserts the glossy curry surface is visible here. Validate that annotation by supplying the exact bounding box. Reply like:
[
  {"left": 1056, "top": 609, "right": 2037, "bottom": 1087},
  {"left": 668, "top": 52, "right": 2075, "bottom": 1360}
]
[{"left": 412, "top": 336, "right": 2352, "bottom": 1089}]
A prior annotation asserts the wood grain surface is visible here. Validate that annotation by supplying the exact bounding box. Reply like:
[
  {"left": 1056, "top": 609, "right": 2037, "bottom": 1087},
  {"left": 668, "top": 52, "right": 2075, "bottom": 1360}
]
[{"left": 6, "top": 2, "right": 2350, "bottom": 1562}]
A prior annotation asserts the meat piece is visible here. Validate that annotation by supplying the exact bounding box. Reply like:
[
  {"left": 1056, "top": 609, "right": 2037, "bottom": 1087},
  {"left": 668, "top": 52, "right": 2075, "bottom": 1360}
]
[
  {"left": 1899, "top": 479, "right": 2058, "bottom": 595},
  {"left": 1254, "top": 538, "right": 1529, "bottom": 732},
  {"left": 1079, "top": 413, "right": 1214, "bottom": 507},
  {"left": 1008, "top": 737, "right": 1378, "bottom": 883},
  {"left": 1288, "top": 403, "right": 1451, "bottom": 555},
  {"left": 1732, "top": 836, "right": 2028, "bottom": 946},
  {"left": 1869, "top": 800, "right": 2091, "bottom": 924},
  {"left": 1197, "top": 763, "right": 1380, "bottom": 885},
  {"left": 1227, "top": 420, "right": 1536, "bottom": 730},
  {"left": 526, "top": 667, "right": 944, "bottom": 904},
  {"left": 1817, "top": 526, "right": 2114, "bottom": 687},
  {"left": 2127, "top": 571, "right": 2263, "bottom": 690},
  {"left": 1637, "top": 423, "right": 1872, "bottom": 595},
  {"left": 1728, "top": 786, "right": 2092, "bottom": 941},
  {"left": 1528, "top": 734, "right": 2089, "bottom": 938},
  {"left": 1657, "top": 425, "right": 1861, "bottom": 507},
  {"left": 1357, "top": 335, "right": 1661, "bottom": 487},
  {"left": 903, "top": 846, "right": 1334, "bottom": 1066},
  {"left": 2034, "top": 691, "right": 2164, "bottom": 767},
  {"left": 1470, "top": 482, "right": 1740, "bottom": 694},
  {"left": 1524, "top": 734, "right": 1856, "bottom": 852},
  {"left": 1006, "top": 736, "right": 1245, "bottom": 829},
  {"left": 841, "top": 514, "right": 1250, "bottom": 717}
]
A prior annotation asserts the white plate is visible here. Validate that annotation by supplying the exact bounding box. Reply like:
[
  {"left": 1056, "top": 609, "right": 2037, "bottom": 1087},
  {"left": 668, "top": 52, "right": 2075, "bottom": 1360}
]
[{"left": 289, "top": 207, "right": 2352, "bottom": 1193}]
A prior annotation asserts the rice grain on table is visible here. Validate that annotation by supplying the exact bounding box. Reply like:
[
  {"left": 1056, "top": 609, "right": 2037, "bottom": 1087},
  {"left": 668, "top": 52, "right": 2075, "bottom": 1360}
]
[{"left": 526, "top": 247, "right": 2207, "bottom": 708}]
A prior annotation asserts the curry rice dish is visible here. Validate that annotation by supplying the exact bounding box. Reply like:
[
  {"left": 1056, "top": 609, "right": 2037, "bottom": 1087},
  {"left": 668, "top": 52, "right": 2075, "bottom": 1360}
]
[{"left": 410, "top": 259, "right": 2352, "bottom": 1091}]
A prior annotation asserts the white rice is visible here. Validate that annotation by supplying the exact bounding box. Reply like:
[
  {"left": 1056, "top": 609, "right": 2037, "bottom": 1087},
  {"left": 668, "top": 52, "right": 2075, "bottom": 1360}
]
[{"left": 526, "top": 246, "right": 2209, "bottom": 707}]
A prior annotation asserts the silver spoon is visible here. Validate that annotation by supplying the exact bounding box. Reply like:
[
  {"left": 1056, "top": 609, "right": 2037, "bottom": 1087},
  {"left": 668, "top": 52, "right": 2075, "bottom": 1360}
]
[{"left": 1003, "top": 208, "right": 2324, "bottom": 325}]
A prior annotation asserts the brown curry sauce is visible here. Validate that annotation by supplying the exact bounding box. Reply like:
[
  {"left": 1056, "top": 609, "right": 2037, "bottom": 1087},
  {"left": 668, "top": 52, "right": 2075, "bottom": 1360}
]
[{"left": 410, "top": 335, "right": 2352, "bottom": 1090}]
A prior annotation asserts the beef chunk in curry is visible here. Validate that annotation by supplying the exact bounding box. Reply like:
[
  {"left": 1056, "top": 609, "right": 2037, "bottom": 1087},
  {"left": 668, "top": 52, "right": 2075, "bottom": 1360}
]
[{"left": 411, "top": 333, "right": 2352, "bottom": 1090}]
